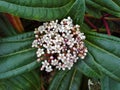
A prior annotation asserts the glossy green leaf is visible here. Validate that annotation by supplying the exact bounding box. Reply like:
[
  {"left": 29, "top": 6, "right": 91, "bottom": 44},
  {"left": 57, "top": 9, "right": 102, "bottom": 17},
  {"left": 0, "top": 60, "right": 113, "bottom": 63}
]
[
  {"left": 86, "top": 0, "right": 120, "bottom": 17},
  {"left": 0, "top": 0, "right": 74, "bottom": 21},
  {"left": 85, "top": 6, "right": 102, "bottom": 18},
  {"left": 49, "top": 67, "right": 82, "bottom": 90},
  {"left": 0, "top": 32, "right": 34, "bottom": 55},
  {"left": 101, "top": 76, "right": 120, "bottom": 90},
  {"left": 91, "top": 0, "right": 120, "bottom": 12},
  {"left": 0, "top": 32, "right": 41, "bottom": 79},
  {"left": 85, "top": 32, "right": 120, "bottom": 82},
  {"left": 0, "top": 13, "right": 17, "bottom": 36},
  {"left": 0, "top": 71, "right": 41, "bottom": 90},
  {"left": 2, "top": 0, "right": 70, "bottom": 7},
  {"left": 68, "top": 0, "right": 85, "bottom": 25},
  {"left": 76, "top": 57, "right": 100, "bottom": 78},
  {"left": 86, "top": 32, "right": 120, "bottom": 57}
]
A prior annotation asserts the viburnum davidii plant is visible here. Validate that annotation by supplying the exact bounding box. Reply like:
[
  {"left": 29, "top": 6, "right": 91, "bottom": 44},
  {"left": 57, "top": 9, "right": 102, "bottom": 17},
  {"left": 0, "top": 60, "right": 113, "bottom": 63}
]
[
  {"left": 0, "top": 0, "right": 120, "bottom": 90},
  {"left": 32, "top": 17, "right": 88, "bottom": 72}
]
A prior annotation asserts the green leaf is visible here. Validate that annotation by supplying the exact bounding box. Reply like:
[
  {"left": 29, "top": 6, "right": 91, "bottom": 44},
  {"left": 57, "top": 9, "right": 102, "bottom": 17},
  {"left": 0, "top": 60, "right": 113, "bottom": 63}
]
[
  {"left": 2, "top": 0, "right": 70, "bottom": 7},
  {"left": 113, "top": 0, "right": 120, "bottom": 6},
  {"left": 86, "top": 0, "right": 120, "bottom": 17},
  {"left": 68, "top": 0, "right": 85, "bottom": 25},
  {"left": 0, "top": 13, "right": 17, "bottom": 36},
  {"left": 85, "top": 32, "right": 120, "bottom": 82},
  {"left": 91, "top": 0, "right": 120, "bottom": 12},
  {"left": 0, "top": 71, "right": 41, "bottom": 90},
  {"left": 101, "top": 76, "right": 120, "bottom": 90},
  {"left": 49, "top": 67, "right": 82, "bottom": 90},
  {"left": 0, "top": 0, "right": 75, "bottom": 21},
  {"left": 85, "top": 6, "right": 102, "bottom": 18},
  {"left": 76, "top": 57, "right": 101, "bottom": 78},
  {"left": 86, "top": 32, "right": 120, "bottom": 57},
  {"left": 0, "top": 32, "right": 34, "bottom": 55},
  {"left": 0, "top": 32, "right": 41, "bottom": 79}
]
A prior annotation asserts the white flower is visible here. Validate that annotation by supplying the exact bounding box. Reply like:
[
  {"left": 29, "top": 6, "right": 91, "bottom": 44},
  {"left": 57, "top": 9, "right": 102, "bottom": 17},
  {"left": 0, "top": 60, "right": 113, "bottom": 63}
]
[
  {"left": 32, "top": 16, "right": 87, "bottom": 72},
  {"left": 51, "top": 59, "right": 58, "bottom": 66},
  {"left": 49, "top": 21, "right": 58, "bottom": 28},
  {"left": 78, "top": 33, "right": 86, "bottom": 40},
  {"left": 81, "top": 56, "right": 85, "bottom": 59},
  {"left": 38, "top": 26, "right": 45, "bottom": 34},
  {"left": 61, "top": 64, "right": 66, "bottom": 70},
  {"left": 45, "top": 65, "right": 53, "bottom": 72},
  {"left": 36, "top": 48, "right": 44, "bottom": 57},
  {"left": 84, "top": 48, "right": 88, "bottom": 52},
  {"left": 41, "top": 60, "right": 49, "bottom": 71},
  {"left": 65, "top": 61, "right": 73, "bottom": 70},
  {"left": 58, "top": 53, "right": 66, "bottom": 61},
  {"left": 32, "top": 40, "right": 38, "bottom": 47},
  {"left": 34, "top": 28, "right": 39, "bottom": 34},
  {"left": 41, "top": 60, "right": 49, "bottom": 67},
  {"left": 75, "top": 24, "right": 80, "bottom": 28},
  {"left": 56, "top": 63, "right": 62, "bottom": 70}
]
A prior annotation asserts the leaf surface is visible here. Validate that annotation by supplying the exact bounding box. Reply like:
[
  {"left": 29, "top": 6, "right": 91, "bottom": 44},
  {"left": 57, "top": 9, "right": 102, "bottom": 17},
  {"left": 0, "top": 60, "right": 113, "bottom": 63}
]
[
  {"left": 0, "top": 71, "right": 41, "bottom": 90},
  {"left": 0, "top": 32, "right": 40, "bottom": 79},
  {"left": 49, "top": 67, "right": 82, "bottom": 90}
]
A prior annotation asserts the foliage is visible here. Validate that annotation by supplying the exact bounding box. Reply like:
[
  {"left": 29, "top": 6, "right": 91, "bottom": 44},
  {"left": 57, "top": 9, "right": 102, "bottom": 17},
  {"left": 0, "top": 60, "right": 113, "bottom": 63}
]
[
  {"left": 0, "top": 71, "right": 41, "bottom": 90},
  {"left": 0, "top": 0, "right": 120, "bottom": 90}
]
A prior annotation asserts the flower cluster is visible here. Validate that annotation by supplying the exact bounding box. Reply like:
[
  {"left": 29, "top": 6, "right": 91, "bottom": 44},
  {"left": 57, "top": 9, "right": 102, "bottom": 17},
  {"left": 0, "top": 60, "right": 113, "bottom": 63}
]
[{"left": 32, "top": 17, "right": 88, "bottom": 72}]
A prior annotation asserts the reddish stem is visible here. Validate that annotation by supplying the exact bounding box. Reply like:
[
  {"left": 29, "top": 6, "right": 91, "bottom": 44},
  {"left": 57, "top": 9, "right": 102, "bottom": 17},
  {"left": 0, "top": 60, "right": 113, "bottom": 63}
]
[
  {"left": 85, "top": 17, "right": 99, "bottom": 32},
  {"left": 4, "top": 13, "right": 24, "bottom": 33},
  {"left": 103, "top": 19, "right": 111, "bottom": 35},
  {"left": 101, "top": 14, "right": 111, "bottom": 35}
]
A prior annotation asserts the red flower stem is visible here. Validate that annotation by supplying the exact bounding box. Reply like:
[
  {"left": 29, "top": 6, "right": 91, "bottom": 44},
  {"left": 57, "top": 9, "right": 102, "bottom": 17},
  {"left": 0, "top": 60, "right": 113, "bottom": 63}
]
[
  {"left": 85, "top": 17, "right": 99, "bottom": 32},
  {"left": 103, "top": 19, "right": 111, "bottom": 35},
  {"left": 85, "top": 14, "right": 120, "bottom": 22},
  {"left": 101, "top": 14, "right": 111, "bottom": 36},
  {"left": 103, "top": 14, "right": 110, "bottom": 17}
]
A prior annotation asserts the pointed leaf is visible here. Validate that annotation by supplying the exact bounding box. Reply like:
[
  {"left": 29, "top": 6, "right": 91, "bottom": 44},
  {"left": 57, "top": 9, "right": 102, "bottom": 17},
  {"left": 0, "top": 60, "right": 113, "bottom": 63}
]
[
  {"left": 3, "top": 0, "right": 70, "bottom": 7},
  {"left": 86, "top": 0, "right": 120, "bottom": 17},
  {"left": 84, "top": 32, "right": 120, "bottom": 82},
  {"left": 0, "top": 0, "right": 75, "bottom": 21},
  {"left": 0, "top": 32, "right": 34, "bottom": 55},
  {"left": 91, "top": 0, "right": 120, "bottom": 12},
  {"left": 68, "top": 0, "right": 85, "bottom": 25},
  {"left": 76, "top": 57, "right": 101, "bottom": 78},
  {"left": 0, "top": 71, "right": 41, "bottom": 90},
  {"left": 0, "top": 32, "right": 41, "bottom": 79},
  {"left": 49, "top": 67, "right": 82, "bottom": 90},
  {"left": 85, "top": 6, "right": 102, "bottom": 18}
]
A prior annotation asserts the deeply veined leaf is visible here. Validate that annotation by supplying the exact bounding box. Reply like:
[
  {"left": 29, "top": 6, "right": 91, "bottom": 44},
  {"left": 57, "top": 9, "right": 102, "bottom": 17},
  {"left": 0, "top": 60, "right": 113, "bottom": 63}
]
[
  {"left": 0, "top": 32, "right": 41, "bottom": 79},
  {"left": 68, "top": 0, "right": 85, "bottom": 25},
  {"left": 0, "top": 31, "right": 34, "bottom": 41},
  {"left": 86, "top": 32, "right": 120, "bottom": 57},
  {"left": 0, "top": 71, "right": 41, "bottom": 90},
  {"left": 76, "top": 57, "right": 101, "bottom": 78},
  {"left": 0, "top": 13, "right": 17, "bottom": 36},
  {"left": 85, "top": 32, "right": 120, "bottom": 82},
  {"left": 0, "top": 0, "right": 74, "bottom": 21},
  {"left": 85, "top": 6, "right": 102, "bottom": 18},
  {"left": 101, "top": 76, "right": 120, "bottom": 90},
  {"left": 0, "top": 32, "right": 34, "bottom": 55},
  {"left": 91, "top": 0, "right": 120, "bottom": 12},
  {"left": 86, "top": 0, "right": 120, "bottom": 17},
  {"left": 2, "top": 0, "right": 70, "bottom": 7},
  {"left": 49, "top": 67, "right": 82, "bottom": 90}
]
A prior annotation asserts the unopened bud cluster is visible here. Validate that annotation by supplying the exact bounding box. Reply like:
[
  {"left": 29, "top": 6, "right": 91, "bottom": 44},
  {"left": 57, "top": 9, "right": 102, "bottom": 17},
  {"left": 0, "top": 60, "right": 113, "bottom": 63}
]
[{"left": 32, "top": 17, "right": 88, "bottom": 72}]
